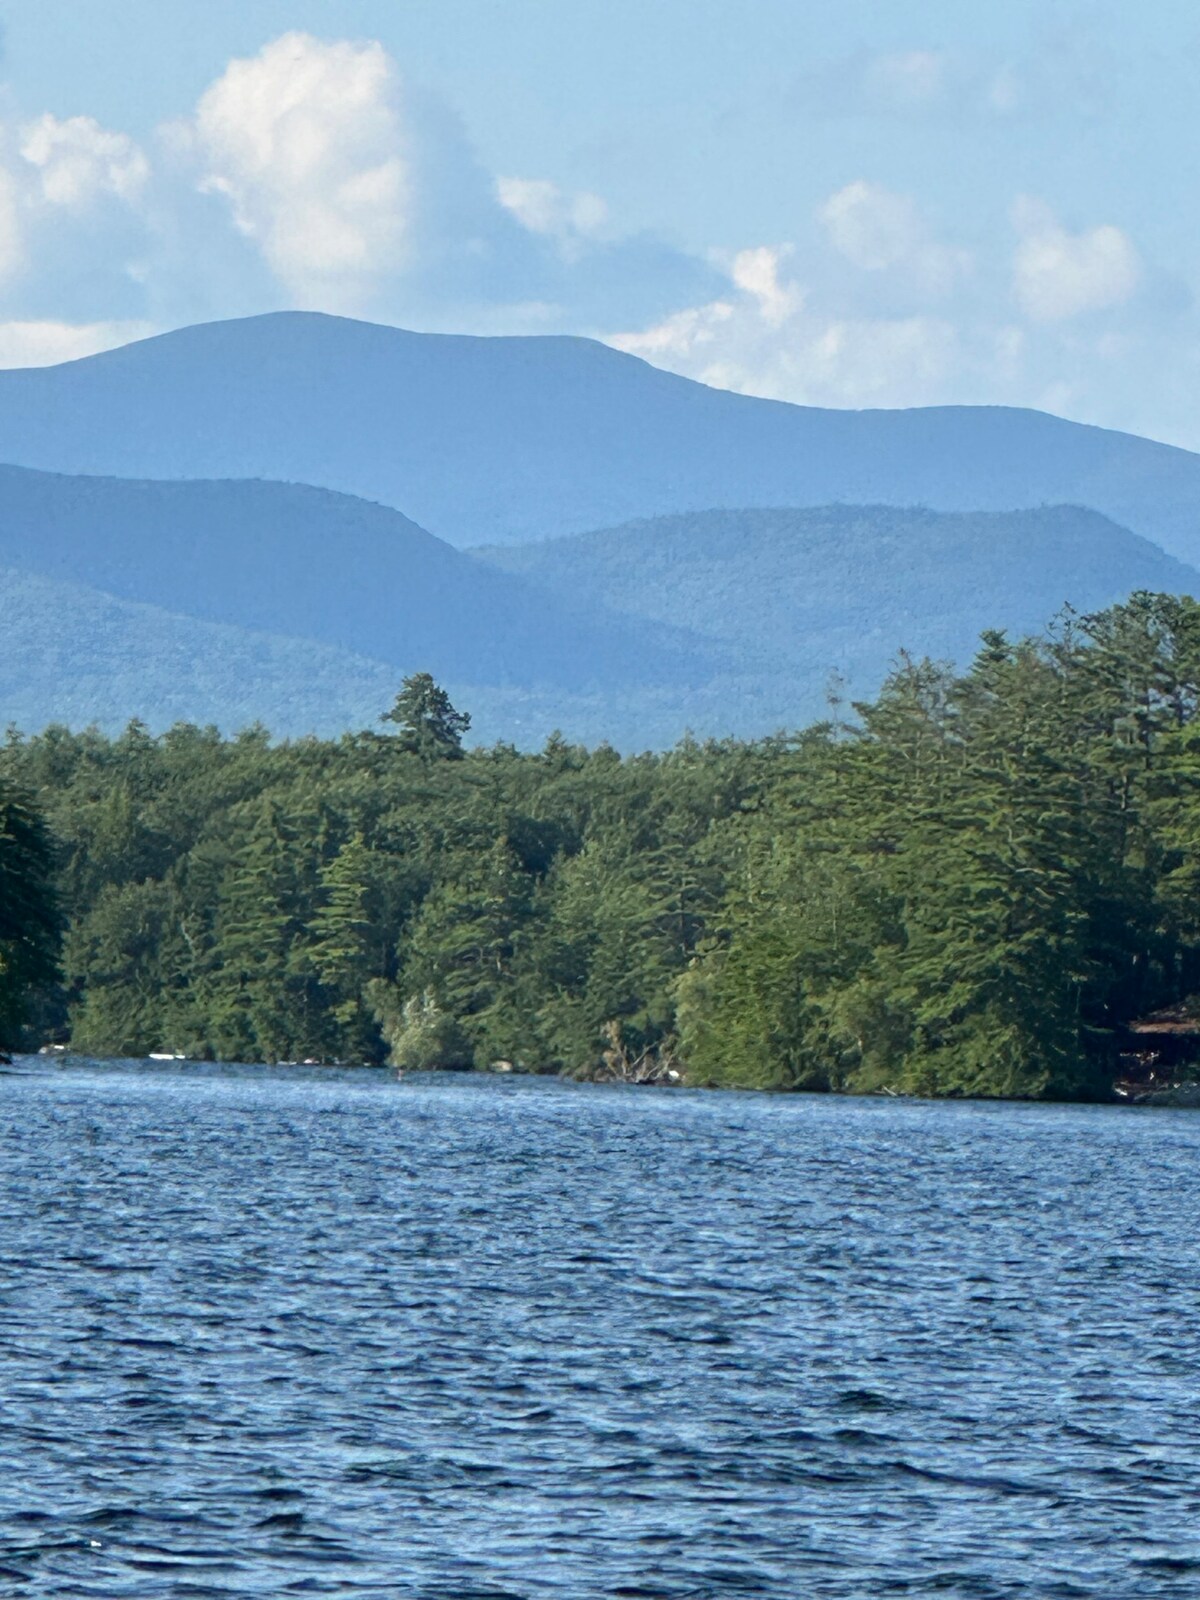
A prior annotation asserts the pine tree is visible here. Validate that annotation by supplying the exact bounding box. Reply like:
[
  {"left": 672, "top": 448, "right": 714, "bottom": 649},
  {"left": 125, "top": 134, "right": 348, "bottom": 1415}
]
[
  {"left": 0, "top": 782, "right": 59, "bottom": 1047},
  {"left": 382, "top": 674, "right": 471, "bottom": 760},
  {"left": 307, "top": 831, "right": 383, "bottom": 1059},
  {"left": 399, "top": 834, "right": 534, "bottom": 1065},
  {"left": 210, "top": 797, "right": 327, "bottom": 1063}
]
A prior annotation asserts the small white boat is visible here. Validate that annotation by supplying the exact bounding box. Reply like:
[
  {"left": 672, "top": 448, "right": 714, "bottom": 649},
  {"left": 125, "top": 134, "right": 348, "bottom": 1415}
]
[{"left": 148, "top": 1052, "right": 186, "bottom": 1061}]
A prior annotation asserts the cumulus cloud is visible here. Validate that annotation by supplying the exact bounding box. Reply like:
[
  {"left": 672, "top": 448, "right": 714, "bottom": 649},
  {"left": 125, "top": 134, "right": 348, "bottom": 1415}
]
[
  {"left": 187, "top": 32, "right": 411, "bottom": 309},
  {"left": 605, "top": 187, "right": 1161, "bottom": 435},
  {"left": 609, "top": 245, "right": 967, "bottom": 408},
  {"left": 0, "top": 112, "right": 153, "bottom": 318},
  {"left": 167, "top": 33, "right": 710, "bottom": 329},
  {"left": 819, "top": 180, "right": 971, "bottom": 293},
  {"left": 19, "top": 115, "right": 149, "bottom": 209},
  {"left": 607, "top": 186, "right": 987, "bottom": 411},
  {"left": 728, "top": 244, "right": 799, "bottom": 326},
  {"left": 1011, "top": 198, "right": 1141, "bottom": 322}
]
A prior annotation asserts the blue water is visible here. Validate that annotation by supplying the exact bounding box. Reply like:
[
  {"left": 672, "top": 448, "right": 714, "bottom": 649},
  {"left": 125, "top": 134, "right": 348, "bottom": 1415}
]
[{"left": 2, "top": 1060, "right": 1199, "bottom": 1597}]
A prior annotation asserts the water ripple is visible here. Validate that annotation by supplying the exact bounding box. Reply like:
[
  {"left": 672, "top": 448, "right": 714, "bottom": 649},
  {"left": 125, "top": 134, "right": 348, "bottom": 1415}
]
[{"left": 2, "top": 1059, "right": 1200, "bottom": 1596}]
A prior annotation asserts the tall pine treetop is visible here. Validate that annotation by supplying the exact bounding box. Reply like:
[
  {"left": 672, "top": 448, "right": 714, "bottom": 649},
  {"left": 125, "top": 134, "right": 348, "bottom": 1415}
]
[{"left": 382, "top": 674, "right": 471, "bottom": 760}]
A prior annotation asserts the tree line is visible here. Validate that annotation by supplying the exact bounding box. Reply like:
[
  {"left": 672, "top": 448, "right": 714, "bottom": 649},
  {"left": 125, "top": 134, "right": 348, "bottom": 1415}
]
[{"left": 4, "top": 598, "right": 1200, "bottom": 1099}]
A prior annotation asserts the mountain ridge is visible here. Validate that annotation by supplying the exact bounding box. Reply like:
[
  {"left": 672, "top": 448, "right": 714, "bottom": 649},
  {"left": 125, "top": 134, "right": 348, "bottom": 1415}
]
[
  {"left": 0, "top": 460, "right": 719, "bottom": 694},
  {"left": 477, "top": 503, "right": 1200, "bottom": 701},
  {"left": 1, "top": 479, "right": 1194, "bottom": 748},
  {"left": 0, "top": 312, "right": 1199, "bottom": 558}
]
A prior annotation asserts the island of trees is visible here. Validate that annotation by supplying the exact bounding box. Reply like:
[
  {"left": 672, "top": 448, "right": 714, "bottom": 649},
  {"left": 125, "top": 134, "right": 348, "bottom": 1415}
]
[{"left": 5, "top": 595, "right": 1200, "bottom": 1101}]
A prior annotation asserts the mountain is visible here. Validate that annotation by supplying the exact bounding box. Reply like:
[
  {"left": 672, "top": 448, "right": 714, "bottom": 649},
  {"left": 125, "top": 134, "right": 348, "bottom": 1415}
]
[
  {"left": 0, "top": 564, "right": 396, "bottom": 736},
  {"left": 2, "top": 313, "right": 1200, "bottom": 559},
  {"left": 5, "top": 488, "right": 1195, "bottom": 749},
  {"left": 0, "top": 563, "right": 746, "bottom": 750},
  {"left": 477, "top": 504, "right": 1200, "bottom": 703},
  {"left": 0, "top": 464, "right": 718, "bottom": 695}
]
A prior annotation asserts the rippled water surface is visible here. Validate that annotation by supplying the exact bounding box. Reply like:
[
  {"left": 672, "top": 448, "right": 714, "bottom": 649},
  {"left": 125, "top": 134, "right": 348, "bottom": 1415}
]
[{"left": 3, "top": 1060, "right": 1200, "bottom": 1596}]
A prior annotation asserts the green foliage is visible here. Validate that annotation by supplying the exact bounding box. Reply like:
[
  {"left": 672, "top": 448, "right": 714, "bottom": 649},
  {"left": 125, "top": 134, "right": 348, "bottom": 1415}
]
[
  {"left": 679, "top": 599, "right": 1200, "bottom": 1098},
  {"left": 0, "top": 779, "right": 59, "bottom": 1047},
  {"left": 11, "top": 598, "right": 1200, "bottom": 1098},
  {"left": 372, "top": 989, "right": 474, "bottom": 1071},
  {"left": 383, "top": 673, "right": 471, "bottom": 759}
]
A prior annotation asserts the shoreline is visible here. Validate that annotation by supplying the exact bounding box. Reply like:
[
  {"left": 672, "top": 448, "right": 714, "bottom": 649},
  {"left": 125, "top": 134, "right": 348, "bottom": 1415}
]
[{"left": 21, "top": 1050, "right": 1200, "bottom": 1108}]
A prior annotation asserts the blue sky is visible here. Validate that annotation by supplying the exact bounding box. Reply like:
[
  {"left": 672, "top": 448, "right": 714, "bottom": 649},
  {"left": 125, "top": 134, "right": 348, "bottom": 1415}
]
[{"left": 2, "top": 1, "right": 1199, "bottom": 446}]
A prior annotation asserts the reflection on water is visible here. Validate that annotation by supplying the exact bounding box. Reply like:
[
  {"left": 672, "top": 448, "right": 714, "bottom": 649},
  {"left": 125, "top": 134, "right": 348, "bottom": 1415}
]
[{"left": 2, "top": 1059, "right": 1199, "bottom": 1597}]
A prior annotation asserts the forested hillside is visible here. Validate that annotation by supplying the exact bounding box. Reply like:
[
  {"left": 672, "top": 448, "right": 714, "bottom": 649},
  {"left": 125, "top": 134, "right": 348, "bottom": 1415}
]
[
  {"left": 0, "top": 565, "right": 400, "bottom": 736},
  {"left": 10, "top": 595, "right": 1200, "bottom": 1100},
  {"left": 2, "top": 313, "right": 1200, "bottom": 557},
  {"left": 479, "top": 504, "right": 1200, "bottom": 702},
  {"left": 0, "top": 465, "right": 717, "bottom": 695},
  {"left": 3, "top": 319, "right": 1200, "bottom": 752},
  {"left": 0, "top": 564, "right": 788, "bottom": 749},
  {"left": 3, "top": 479, "right": 1196, "bottom": 746}
]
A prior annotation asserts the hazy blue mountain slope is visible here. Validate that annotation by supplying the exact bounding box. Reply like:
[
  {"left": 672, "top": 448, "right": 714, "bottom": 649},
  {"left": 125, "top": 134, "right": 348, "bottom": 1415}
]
[
  {"left": 0, "top": 464, "right": 718, "bottom": 694},
  {"left": 0, "top": 565, "right": 759, "bottom": 750},
  {"left": 477, "top": 504, "right": 1200, "bottom": 695},
  {"left": 5, "top": 501, "right": 1194, "bottom": 749},
  {"left": 1, "top": 314, "right": 1200, "bottom": 557},
  {"left": 0, "top": 566, "right": 397, "bottom": 736}
]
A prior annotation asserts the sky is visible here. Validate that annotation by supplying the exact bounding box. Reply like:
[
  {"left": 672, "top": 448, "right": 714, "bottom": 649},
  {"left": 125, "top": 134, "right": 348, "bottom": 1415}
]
[{"left": 1, "top": 0, "right": 1199, "bottom": 447}]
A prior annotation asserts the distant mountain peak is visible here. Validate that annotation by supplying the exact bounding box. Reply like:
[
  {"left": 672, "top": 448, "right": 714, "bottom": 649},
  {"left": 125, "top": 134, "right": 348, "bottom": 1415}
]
[{"left": 0, "top": 311, "right": 1195, "bottom": 560}]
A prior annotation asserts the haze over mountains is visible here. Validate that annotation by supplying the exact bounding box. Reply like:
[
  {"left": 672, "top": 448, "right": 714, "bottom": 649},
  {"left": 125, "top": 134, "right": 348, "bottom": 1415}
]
[
  {"left": 1, "top": 313, "right": 1200, "bottom": 560},
  {"left": 1, "top": 312, "right": 1198, "bottom": 747},
  {"left": 0, "top": 465, "right": 714, "bottom": 694},
  {"left": 479, "top": 505, "right": 1199, "bottom": 706}
]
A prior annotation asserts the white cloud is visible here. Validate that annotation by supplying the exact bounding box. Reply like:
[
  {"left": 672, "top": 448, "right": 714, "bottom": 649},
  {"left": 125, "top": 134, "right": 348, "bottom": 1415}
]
[
  {"left": 0, "top": 30, "right": 710, "bottom": 337},
  {"left": 609, "top": 245, "right": 963, "bottom": 408},
  {"left": 819, "top": 180, "right": 970, "bottom": 292},
  {"left": 728, "top": 245, "right": 799, "bottom": 326},
  {"left": 497, "top": 177, "right": 607, "bottom": 241},
  {"left": 0, "top": 113, "right": 151, "bottom": 310},
  {"left": 821, "top": 181, "right": 919, "bottom": 271},
  {"left": 1011, "top": 198, "right": 1141, "bottom": 321},
  {"left": 188, "top": 32, "right": 410, "bottom": 308},
  {"left": 19, "top": 115, "right": 149, "bottom": 209},
  {"left": 606, "top": 192, "right": 1162, "bottom": 434},
  {"left": 0, "top": 319, "right": 152, "bottom": 367}
]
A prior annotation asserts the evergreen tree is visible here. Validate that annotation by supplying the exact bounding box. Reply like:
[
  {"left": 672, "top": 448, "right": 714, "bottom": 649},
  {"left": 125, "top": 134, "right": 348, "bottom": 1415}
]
[
  {"left": 10, "top": 593, "right": 1200, "bottom": 1100},
  {"left": 0, "top": 782, "right": 59, "bottom": 1047},
  {"left": 209, "top": 797, "right": 327, "bottom": 1063},
  {"left": 382, "top": 674, "right": 471, "bottom": 760},
  {"left": 307, "top": 831, "right": 384, "bottom": 1059}
]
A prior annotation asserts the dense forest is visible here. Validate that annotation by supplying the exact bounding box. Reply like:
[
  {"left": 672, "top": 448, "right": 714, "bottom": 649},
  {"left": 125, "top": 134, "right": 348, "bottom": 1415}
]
[{"left": 6, "top": 593, "right": 1200, "bottom": 1100}]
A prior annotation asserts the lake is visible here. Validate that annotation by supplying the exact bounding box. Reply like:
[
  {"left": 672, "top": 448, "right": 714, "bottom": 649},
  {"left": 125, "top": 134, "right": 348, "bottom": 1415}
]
[{"left": 2, "top": 1059, "right": 1199, "bottom": 1597}]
